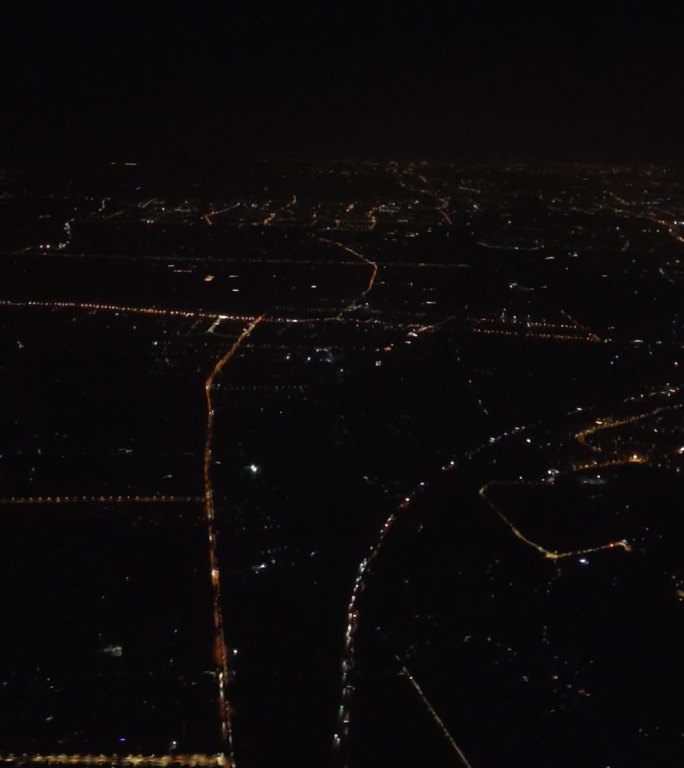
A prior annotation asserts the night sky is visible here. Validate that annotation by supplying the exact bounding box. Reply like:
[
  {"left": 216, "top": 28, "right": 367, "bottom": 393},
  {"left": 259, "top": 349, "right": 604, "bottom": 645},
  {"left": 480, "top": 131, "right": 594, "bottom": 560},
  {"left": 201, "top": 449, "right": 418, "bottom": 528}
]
[{"left": 2, "top": 0, "right": 683, "bottom": 161}]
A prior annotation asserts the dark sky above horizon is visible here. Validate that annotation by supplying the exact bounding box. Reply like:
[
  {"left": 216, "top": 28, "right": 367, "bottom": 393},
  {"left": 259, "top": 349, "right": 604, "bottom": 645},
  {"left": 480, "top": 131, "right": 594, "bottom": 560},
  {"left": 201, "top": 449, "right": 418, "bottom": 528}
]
[{"left": 2, "top": 0, "right": 683, "bottom": 161}]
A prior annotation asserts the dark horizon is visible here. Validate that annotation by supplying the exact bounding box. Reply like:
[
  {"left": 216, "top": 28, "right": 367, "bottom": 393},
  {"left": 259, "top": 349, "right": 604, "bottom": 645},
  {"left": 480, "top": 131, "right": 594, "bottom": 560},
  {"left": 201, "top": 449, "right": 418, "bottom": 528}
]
[{"left": 2, "top": 0, "right": 683, "bottom": 163}]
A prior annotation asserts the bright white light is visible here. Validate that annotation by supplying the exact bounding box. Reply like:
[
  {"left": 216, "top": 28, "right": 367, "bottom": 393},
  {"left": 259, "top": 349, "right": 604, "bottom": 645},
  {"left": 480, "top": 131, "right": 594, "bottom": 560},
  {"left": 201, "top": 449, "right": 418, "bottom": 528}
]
[{"left": 248, "top": 464, "right": 259, "bottom": 474}]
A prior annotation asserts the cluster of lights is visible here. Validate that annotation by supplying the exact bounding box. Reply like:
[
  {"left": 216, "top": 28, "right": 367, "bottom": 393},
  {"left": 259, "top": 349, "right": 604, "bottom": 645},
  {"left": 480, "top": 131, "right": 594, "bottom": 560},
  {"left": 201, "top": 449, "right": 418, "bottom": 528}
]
[{"left": 557, "top": 201, "right": 684, "bottom": 247}]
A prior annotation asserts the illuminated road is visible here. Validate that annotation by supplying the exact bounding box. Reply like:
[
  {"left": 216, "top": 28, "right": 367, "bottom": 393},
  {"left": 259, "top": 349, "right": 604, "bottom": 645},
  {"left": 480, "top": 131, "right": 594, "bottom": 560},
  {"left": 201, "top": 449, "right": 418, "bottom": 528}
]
[
  {"left": 477, "top": 482, "right": 632, "bottom": 561},
  {"left": 0, "top": 296, "right": 263, "bottom": 761},
  {"left": 476, "top": 404, "right": 684, "bottom": 560},
  {"left": 399, "top": 663, "right": 473, "bottom": 768},
  {"left": 0, "top": 298, "right": 395, "bottom": 328},
  {"left": 0, "top": 755, "right": 226, "bottom": 767},
  {"left": 575, "top": 405, "right": 677, "bottom": 452},
  {"left": 571, "top": 455, "right": 648, "bottom": 472},
  {"left": 202, "top": 203, "right": 241, "bottom": 226},
  {"left": 262, "top": 193, "right": 297, "bottom": 226},
  {"left": 471, "top": 327, "right": 602, "bottom": 343},
  {"left": 0, "top": 495, "right": 202, "bottom": 505},
  {"left": 203, "top": 316, "right": 264, "bottom": 760},
  {"left": 469, "top": 315, "right": 604, "bottom": 344},
  {"left": 317, "top": 237, "right": 379, "bottom": 303},
  {"left": 0, "top": 299, "right": 233, "bottom": 321},
  {"left": 560, "top": 309, "right": 602, "bottom": 342},
  {"left": 333, "top": 507, "right": 400, "bottom": 756},
  {"left": 415, "top": 173, "right": 453, "bottom": 226}
]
